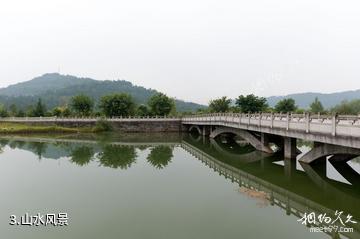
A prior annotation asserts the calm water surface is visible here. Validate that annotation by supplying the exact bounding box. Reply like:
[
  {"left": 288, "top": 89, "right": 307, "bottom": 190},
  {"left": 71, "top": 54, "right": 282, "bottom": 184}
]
[{"left": 0, "top": 133, "right": 359, "bottom": 239}]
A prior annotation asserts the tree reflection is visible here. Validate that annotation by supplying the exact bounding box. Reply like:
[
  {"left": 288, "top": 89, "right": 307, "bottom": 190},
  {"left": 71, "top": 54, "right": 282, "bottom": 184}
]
[
  {"left": 28, "top": 142, "right": 47, "bottom": 160},
  {"left": 9, "top": 140, "right": 26, "bottom": 149},
  {"left": 98, "top": 145, "right": 137, "bottom": 169},
  {"left": 0, "top": 139, "right": 9, "bottom": 154},
  {"left": 137, "top": 145, "right": 148, "bottom": 151},
  {"left": 147, "top": 145, "right": 173, "bottom": 169},
  {"left": 70, "top": 145, "right": 94, "bottom": 166}
]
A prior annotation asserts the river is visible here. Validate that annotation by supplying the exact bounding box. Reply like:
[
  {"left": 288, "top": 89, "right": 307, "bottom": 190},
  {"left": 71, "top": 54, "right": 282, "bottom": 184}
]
[{"left": 0, "top": 133, "right": 359, "bottom": 239}]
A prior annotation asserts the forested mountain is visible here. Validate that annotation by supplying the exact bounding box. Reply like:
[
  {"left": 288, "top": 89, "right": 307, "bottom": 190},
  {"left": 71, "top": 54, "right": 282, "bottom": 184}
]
[
  {"left": 0, "top": 73, "right": 94, "bottom": 96},
  {"left": 267, "top": 90, "right": 360, "bottom": 109},
  {"left": 0, "top": 73, "right": 204, "bottom": 112},
  {"left": 2, "top": 73, "right": 358, "bottom": 112}
]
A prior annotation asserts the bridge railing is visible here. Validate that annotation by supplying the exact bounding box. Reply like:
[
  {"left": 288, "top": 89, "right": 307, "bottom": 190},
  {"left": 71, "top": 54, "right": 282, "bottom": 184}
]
[
  {"left": 0, "top": 115, "right": 182, "bottom": 122},
  {"left": 182, "top": 113, "right": 360, "bottom": 137}
]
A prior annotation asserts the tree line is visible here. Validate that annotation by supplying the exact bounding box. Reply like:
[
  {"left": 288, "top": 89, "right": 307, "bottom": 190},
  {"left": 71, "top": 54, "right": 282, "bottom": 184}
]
[
  {"left": 205, "top": 94, "right": 360, "bottom": 114},
  {"left": 0, "top": 92, "right": 176, "bottom": 117},
  {"left": 1, "top": 92, "right": 360, "bottom": 117}
]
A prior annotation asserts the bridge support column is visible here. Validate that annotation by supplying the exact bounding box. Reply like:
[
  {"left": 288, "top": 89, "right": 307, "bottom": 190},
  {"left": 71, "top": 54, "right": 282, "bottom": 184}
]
[
  {"left": 313, "top": 143, "right": 327, "bottom": 166},
  {"left": 284, "top": 157, "right": 296, "bottom": 179},
  {"left": 261, "top": 133, "right": 269, "bottom": 148},
  {"left": 259, "top": 133, "right": 272, "bottom": 153},
  {"left": 311, "top": 160, "right": 327, "bottom": 178},
  {"left": 202, "top": 126, "right": 211, "bottom": 136},
  {"left": 286, "top": 197, "right": 291, "bottom": 215},
  {"left": 284, "top": 137, "right": 297, "bottom": 159},
  {"left": 270, "top": 192, "right": 274, "bottom": 206},
  {"left": 261, "top": 159, "right": 265, "bottom": 171}
]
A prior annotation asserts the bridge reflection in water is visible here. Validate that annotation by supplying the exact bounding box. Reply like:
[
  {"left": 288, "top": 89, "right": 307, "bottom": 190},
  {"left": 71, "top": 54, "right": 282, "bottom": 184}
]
[
  {"left": 1, "top": 133, "right": 359, "bottom": 239},
  {"left": 183, "top": 134, "right": 360, "bottom": 239}
]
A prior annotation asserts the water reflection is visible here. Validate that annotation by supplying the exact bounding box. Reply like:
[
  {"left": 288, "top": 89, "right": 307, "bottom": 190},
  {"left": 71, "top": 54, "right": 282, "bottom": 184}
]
[
  {"left": 98, "top": 145, "right": 137, "bottom": 169},
  {"left": 0, "top": 133, "right": 359, "bottom": 239},
  {"left": 0, "top": 134, "right": 180, "bottom": 170},
  {"left": 28, "top": 142, "right": 48, "bottom": 160},
  {"left": 147, "top": 145, "right": 174, "bottom": 169},
  {"left": 70, "top": 146, "right": 94, "bottom": 166},
  {"left": 0, "top": 139, "right": 8, "bottom": 153},
  {"left": 330, "top": 160, "right": 360, "bottom": 187},
  {"left": 183, "top": 134, "right": 360, "bottom": 239}
]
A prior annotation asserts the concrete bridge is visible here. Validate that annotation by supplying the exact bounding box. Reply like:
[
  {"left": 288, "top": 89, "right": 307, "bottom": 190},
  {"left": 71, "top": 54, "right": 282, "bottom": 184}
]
[
  {"left": 182, "top": 113, "right": 360, "bottom": 163},
  {"left": 2, "top": 113, "right": 360, "bottom": 164}
]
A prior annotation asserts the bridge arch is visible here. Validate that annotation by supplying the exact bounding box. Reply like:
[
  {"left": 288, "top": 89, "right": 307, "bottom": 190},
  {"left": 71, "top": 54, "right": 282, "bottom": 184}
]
[
  {"left": 329, "top": 160, "right": 360, "bottom": 187},
  {"left": 209, "top": 138, "right": 269, "bottom": 163},
  {"left": 209, "top": 126, "right": 273, "bottom": 154},
  {"left": 189, "top": 125, "right": 202, "bottom": 134},
  {"left": 188, "top": 132, "right": 202, "bottom": 142},
  {"left": 299, "top": 144, "right": 360, "bottom": 164}
]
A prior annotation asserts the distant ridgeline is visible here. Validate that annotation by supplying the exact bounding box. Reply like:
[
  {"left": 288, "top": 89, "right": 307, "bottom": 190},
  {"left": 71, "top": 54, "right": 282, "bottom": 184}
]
[
  {"left": 0, "top": 73, "right": 205, "bottom": 112},
  {"left": 267, "top": 90, "right": 360, "bottom": 109}
]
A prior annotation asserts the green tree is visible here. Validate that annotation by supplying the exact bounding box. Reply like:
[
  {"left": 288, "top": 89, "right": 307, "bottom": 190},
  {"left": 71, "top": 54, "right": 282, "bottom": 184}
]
[
  {"left": 274, "top": 98, "right": 297, "bottom": 113},
  {"left": 9, "top": 104, "right": 18, "bottom": 116},
  {"left": 208, "top": 96, "right": 231, "bottom": 113},
  {"left": 100, "top": 93, "right": 135, "bottom": 117},
  {"left": 331, "top": 99, "right": 360, "bottom": 115},
  {"left": 309, "top": 97, "right": 324, "bottom": 113},
  {"left": 70, "top": 94, "right": 94, "bottom": 116},
  {"left": 26, "top": 106, "right": 34, "bottom": 117},
  {"left": 136, "top": 104, "right": 149, "bottom": 116},
  {"left": 295, "top": 108, "right": 305, "bottom": 114},
  {"left": 62, "top": 107, "right": 72, "bottom": 117},
  {"left": 52, "top": 107, "right": 62, "bottom": 117},
  {"left": 235, "top": 94, "right": 268, "bottom": 113},
  {"left": 32, "top": 98, "right": 46, "bottom": 117},
  {"left": 16, "top": 110, "right": 25, "bottom": 117},
  {"left": 0, "top": 104, "right": 9, "bottom": 117},
  {"left": 51, "top": 106, "right": 72, "bottom": 117},
  {"left": 148, "top": 93, "right": 175, "bottom": 116}
]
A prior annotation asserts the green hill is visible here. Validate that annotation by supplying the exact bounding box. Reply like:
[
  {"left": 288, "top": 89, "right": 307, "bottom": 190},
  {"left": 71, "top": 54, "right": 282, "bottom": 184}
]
[
  {"left": 0, "top": 73, "right": 205, "bottom": 112},
  {"left": 267, "top": 90, "right": 360, "bottom": 109}
]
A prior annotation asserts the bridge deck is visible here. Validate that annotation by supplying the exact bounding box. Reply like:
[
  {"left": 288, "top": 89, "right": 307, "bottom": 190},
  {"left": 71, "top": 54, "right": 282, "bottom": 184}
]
[{"left": 182, "top": 113, "right": 360, "bottom": 149}]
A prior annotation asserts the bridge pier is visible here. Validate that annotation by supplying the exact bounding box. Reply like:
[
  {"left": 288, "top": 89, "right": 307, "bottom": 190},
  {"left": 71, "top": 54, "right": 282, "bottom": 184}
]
[
  {"left": 202, "top": 126, "right": 211, "bottom": 136},
  {"left": 311, "top": 160, "right": 327, "bottom": 178},
  {"left": 261, "top": 133, "right": 269, "bottom": 149},
  {"left": 286, "top": 197, "right": 291, "bottom": 215},
  {"left": 284, "top": 137, "right": 297, "bottom": 159},
  {"left": 284, "top": 158, "right": 297, "bottom": 179},
  {"left": 330, "top": 160, "right": 360, "bottom": 186},
  {"left": 299, "top": 142, "right": 360, "bottom": 164}
]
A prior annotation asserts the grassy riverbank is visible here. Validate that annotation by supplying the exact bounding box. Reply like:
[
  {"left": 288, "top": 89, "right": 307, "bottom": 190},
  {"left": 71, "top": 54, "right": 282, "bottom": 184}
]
[{"left": 0, "top": 122, "right": 94, "bottom": 134}]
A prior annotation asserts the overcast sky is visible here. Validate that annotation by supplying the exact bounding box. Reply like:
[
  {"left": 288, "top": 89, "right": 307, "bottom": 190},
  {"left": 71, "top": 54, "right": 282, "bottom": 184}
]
[{"left": 0, "top": 0, "right": 359, "bottom": 104}]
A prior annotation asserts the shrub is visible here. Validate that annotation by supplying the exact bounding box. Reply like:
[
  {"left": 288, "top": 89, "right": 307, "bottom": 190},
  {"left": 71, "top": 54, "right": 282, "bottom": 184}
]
[{"left": 93, "top": 118, "right": 113, "bottom": 132}]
